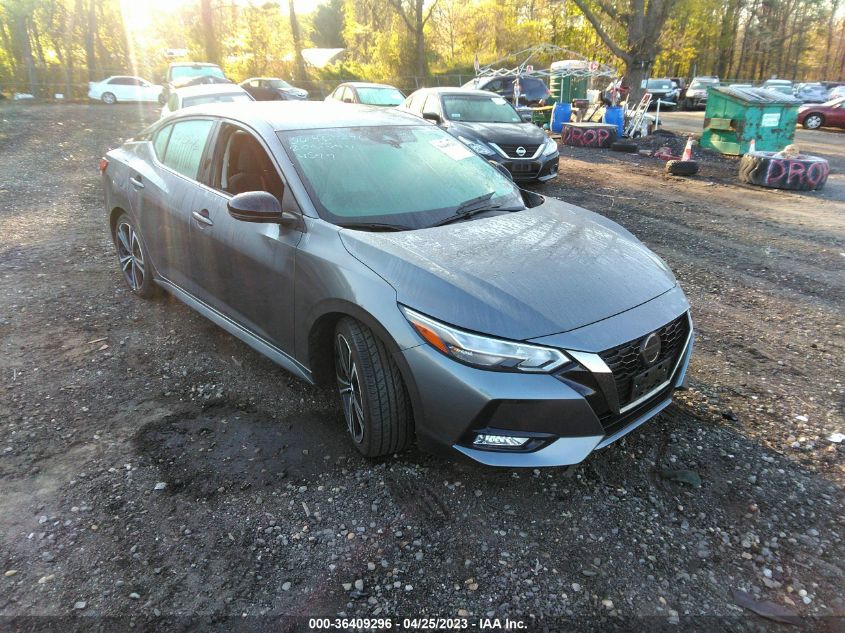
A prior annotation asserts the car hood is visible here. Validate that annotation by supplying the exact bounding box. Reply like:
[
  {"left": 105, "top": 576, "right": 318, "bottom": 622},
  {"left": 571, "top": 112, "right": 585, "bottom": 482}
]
[
  {"left": 446, "top": 121, "right": 547, "bottom": 146},
  {"left": 339, "top": 197, "right": 677, "bottom": 341}
]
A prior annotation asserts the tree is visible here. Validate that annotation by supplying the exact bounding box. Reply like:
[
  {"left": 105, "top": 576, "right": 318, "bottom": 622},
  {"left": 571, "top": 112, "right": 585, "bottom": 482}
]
[
  {"left": 570, "top": 0, "right": 678, "bottom": 103},
  {"left": 201, "top": 0, "right": 219, "bottom": 63},
  {"left": 288, "top": 0, "right": 307, "bottom": 79},
  {"left": 386, "top": 0, "right": 437, "bottom": 77},
  {"left": 311, "top": 0, "right": 345, "bottom": 48}
]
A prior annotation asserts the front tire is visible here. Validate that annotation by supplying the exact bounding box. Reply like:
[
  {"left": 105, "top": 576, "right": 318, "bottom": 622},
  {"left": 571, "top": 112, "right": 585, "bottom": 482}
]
[
  {"left": 113, "top": 213, "right": 159, "bottom": 299},
  {"left": 101, "top": 92, "right": 116, "bottom": 105},
  {"left": 803, "top": 113, "right": 823, "bottom": 129},
  {"left": 334, "top": 318, "right": 413, "bottom": 457}
]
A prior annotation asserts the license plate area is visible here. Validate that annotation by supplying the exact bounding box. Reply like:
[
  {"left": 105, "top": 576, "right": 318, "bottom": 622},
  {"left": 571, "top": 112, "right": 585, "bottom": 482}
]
[
  {"left": 511, "top": 161, "right": 535, "bottom": 172},
  {"left": 630, "top": 358, "right": 673, "bottom": 401}
]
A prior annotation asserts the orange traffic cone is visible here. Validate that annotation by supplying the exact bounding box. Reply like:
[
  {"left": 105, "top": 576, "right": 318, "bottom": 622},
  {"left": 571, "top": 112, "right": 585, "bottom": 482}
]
[
  {"left": 748, "top": 138, "right": 756, "bottom": 154},
  {"left": 681, "top": 136, "right": 693, "bottom": 161}
]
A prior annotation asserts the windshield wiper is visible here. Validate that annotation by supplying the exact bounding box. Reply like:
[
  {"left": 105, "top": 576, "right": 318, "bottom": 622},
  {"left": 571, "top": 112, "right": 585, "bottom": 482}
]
[
  {"left": 432, "top": 192, "right": 502, "bottom": 227},
  {"left": 337, "top": 222, "right": 410, "bottom": 232}
]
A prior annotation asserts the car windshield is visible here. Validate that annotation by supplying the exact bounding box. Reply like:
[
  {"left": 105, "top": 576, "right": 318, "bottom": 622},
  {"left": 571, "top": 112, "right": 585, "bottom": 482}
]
[
  {"left": 279, "top": 125, "right": 522, "bottom": 229},
  {"left": 183, "top": 93, "right": 252, "bottom": 107},
  {"left": 442, "top": 95, "right": 521, "bottom": 123},
  {"left": 356, "top": 87, "right": 405, "bottom": 106},
  {"left": 267, "top": 79, "right": 292, "bottom": 89},
  {"left": 172, "top": 66, "right": 225, "bottom": 81},
  {"left": 822, "top": 97, "right": 845, "bottom": 107},
  {"left": 646, "top": 80, "right": 672, "bottom": 90}
]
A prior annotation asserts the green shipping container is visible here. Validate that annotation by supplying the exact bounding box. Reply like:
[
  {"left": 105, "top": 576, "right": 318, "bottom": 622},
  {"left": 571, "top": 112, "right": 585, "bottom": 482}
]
[{"left": 701, "top": 86, "right": 801, "bottom": 155}]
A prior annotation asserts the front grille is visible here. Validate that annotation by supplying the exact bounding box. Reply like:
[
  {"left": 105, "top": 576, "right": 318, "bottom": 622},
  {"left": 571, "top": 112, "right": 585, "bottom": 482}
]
[
  {"left": 498, "top": 144, "right": 540, "bottom": 158},
  {"left": 598, "top": 314, "right": 690, "bottom": 409}
]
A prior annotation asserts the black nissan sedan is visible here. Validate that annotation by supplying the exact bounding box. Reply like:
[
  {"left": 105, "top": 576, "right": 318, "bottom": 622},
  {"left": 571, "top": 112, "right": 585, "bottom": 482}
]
[
  {"left": 398, "top": 88, "right": 559, "bottom": 182},
  {"left": 101, "top": 102, "right": 691, "bottom": 467}
]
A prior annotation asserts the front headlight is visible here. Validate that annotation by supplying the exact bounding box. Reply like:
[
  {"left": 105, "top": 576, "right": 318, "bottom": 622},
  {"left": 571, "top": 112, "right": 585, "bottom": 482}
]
[
  {"left": 457, "top": 135, "right": 495, "bottom": 156},
  {"left": 542, "top": 137, "right": 559, "bottom": 156},
  {"left": 401, "top": 306, "right": 569, "bottom": 373}
]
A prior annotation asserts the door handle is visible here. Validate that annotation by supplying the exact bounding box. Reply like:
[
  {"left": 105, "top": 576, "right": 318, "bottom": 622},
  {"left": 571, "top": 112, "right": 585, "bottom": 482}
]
[
  {"left": 129, "top": 175, "right": 144, "bottom": 189},
  {"left": 192, "top": 209, "right": 213, "bottom": 226}
]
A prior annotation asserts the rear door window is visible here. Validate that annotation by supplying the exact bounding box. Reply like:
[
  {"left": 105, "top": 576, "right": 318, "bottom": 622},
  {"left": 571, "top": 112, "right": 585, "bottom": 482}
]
[{"left": 161, "top": 119, "right": 214, "bottom": 180}]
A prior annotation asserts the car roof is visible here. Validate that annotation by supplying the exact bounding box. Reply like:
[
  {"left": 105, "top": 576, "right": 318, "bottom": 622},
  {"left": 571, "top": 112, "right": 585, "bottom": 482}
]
[
  {"left": 413, "top": 87, "right": 502, "bottom": 98},
  {"left": 175, "top": 83, "right": 247, "bottom": 97},
  {"left": 340, "top": 82, "right": 400, "bottom": 89},
  {"left": 169, "top": 101, "right": 423, "bottom": 131}
]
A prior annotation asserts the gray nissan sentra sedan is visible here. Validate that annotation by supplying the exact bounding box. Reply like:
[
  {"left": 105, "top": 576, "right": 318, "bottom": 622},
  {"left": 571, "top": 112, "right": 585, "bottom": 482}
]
[{"left": 101, "top": 101, "right": 693, "bottom": 467}]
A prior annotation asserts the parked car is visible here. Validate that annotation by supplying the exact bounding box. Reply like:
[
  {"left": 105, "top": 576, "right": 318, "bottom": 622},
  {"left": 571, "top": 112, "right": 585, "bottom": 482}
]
[
  {"left": 642, "top": 78, "right": 678, "bottom": 108},
  {"left": 827, "top": 85, "right": 845, "bottom": 100},
  {"left": 160, "top": 84, "right": 253, "bottom": 118},
  {"left": 398, "top": 87, "right": 558, "bottom": 182},
  {"left": 461, "top": 75, "right": 551, "bottom": 107},
  {"left": 797, "top": 97, "right": 845, "bottom": 130},
  {"left": 88, "top": 76, "right": 162, "bottom": 105},
  {"left": 240, "top": 77, "right": 308, "bottom": 101},
  {"left": 762, "top": 79, "right": 793, "bottom": 95},
  {"left": 100, "top": 101, "right": 692, "bottom": 467},
  {"left": 682, "top": 76, "right": 720, "bottom": 109},
  {"left": 793, "top": 83, "right": 829, "bottom": 103},
  {"left": 324, "top": 82, "right": 405, "bottom": 106},
  {"left": 160, "top": 62, "right": 229, "bottom": 105}
]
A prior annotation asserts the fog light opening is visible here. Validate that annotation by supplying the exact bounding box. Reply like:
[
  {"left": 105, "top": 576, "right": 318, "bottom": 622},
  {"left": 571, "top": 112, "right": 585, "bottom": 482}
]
[{"left": 473, "top": 434, "right": 530, "bottom": 449}]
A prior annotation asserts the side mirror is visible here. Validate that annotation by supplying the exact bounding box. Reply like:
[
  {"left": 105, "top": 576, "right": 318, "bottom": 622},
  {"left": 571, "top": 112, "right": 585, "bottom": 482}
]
[
  {"left": 228, "top": 191, "right": 298, "bottom": 227},
  {"left": 422, "top": 111, "right": 441, "bottom": 124},
  {"left": 520, "top": 112, "right": 533, "bottom": 123},
  {"left": 488, "top": 160, "right": 513, "bottom": 181},
  {"left": 342, "top": 97, "right": 353, "bottom": 103}
]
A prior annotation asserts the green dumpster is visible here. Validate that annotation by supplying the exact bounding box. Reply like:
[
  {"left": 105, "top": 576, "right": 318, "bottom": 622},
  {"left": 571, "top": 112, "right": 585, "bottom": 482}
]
[
  {"left": 550, "top": 74, "right": 588, "bottom": 103},
  {"left": 701, "top": 86, "right": 801, "bottom": 155}
]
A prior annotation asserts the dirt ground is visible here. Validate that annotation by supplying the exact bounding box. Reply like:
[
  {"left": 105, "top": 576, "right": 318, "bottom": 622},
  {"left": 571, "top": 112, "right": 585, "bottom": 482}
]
[{"left": 0, "top": 103, "right": 843, "bottom": 632}]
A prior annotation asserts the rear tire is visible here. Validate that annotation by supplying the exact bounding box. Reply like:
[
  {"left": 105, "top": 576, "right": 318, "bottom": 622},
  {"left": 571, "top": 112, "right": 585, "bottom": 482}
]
[
  {"left": 101, "top": 92, "right": 116, "bottom": 105},
  {"left": 334, "top": 318, "right": 414, "bottom": 457},
  {"left": 665, "top": 160, "right": 699, "bottom": 176},
  {"left": 113, "top": 213, "right": 160, "bottom": 299}
]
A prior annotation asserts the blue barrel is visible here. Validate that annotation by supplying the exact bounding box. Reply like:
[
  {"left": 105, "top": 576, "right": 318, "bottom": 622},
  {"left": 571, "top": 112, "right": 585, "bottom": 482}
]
[
  {"left": 603, "top": 105, "right": 624, "bottom": 136},
  {"left": 550, "top": 102, "right": 572, "bottom": 133}
]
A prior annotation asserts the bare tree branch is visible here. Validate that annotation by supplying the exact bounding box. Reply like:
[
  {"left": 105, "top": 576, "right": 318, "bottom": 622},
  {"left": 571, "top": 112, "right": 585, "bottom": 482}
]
[
  {"left": 570, "top": 0, "right": 632, "bottom": 62},
  {"left": 422, "top": 0, "right": 439, "bottom": 26},
  {"left": 386, "top": 0, "right": 415, "bottom": 32}
]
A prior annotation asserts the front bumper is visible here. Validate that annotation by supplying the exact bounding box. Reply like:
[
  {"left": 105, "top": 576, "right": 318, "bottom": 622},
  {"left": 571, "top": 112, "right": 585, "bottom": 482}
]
[
  {"left": 402, "top": 294, "right": 692, "bottom": 468},
  {"left": 489, "top": 151, "right": 559, "bottom": 182}
]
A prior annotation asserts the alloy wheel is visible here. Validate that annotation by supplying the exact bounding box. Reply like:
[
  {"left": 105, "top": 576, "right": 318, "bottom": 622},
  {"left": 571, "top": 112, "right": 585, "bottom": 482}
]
[
  {"left": 102, "top": 92, "right": 116, "bottom": 105},
  {"left": 116, "top": 222, "right": 145, "bottom": 292},
  {"left": 335, "top": 333, "right": 365, "bottom": 443},
  {"left": 805, "top": 114, "right": 822, "bottom": 129}
]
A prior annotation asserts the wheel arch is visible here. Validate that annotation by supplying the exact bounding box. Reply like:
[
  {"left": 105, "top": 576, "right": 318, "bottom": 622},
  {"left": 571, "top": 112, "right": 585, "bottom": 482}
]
[{"left": 304, "top": 300, "right": 424, "bottom": 430}]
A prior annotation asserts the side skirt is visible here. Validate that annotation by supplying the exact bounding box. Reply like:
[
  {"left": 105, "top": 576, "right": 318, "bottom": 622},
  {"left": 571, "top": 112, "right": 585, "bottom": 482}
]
[{"left": 155, "top": 276, "right": 314, "bottom": 385}]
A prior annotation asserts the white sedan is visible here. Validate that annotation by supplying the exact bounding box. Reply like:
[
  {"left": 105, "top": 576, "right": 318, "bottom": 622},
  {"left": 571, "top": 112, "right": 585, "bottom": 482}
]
[
  {"left": 160, "top": 83, "right": 254, "bottom": 118},
  {"left": 88, "top": 76, "right": 162, "bottom": 104}
]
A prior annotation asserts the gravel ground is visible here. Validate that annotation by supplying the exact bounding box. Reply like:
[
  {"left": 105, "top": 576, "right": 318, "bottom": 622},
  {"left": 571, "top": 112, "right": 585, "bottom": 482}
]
[{"left": 1, "top": 103, "right": 843, "bottom": 632}]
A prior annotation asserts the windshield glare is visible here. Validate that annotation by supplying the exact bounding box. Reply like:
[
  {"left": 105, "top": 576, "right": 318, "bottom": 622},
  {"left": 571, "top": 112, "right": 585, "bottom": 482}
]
[
  {"left": 690, "top": 80, "right": 718, "bottom": 89},
  {"left": 280, "top": 126, "right": 521, "bottom": 228},
  {"left": 647, "top": 80, "right": 672, "bottom": 90},
  {"left": 356, "top": 87, "right": 405, "bottom": 106},
  {"left": 268, "top": 79, "right": 292, "bottom": 89},
  {"left": 172, "top": 66, "right": 225, "bottom": 81},
  {"left": 443, "top": 95, "right": 521, "bottom": 123}
]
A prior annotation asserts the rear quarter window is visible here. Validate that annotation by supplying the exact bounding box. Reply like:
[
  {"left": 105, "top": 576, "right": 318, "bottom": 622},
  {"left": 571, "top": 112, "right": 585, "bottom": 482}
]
[{"left": 153, "top": 125, "right": 173, "bottom": 161}]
